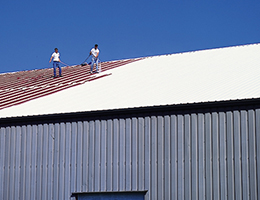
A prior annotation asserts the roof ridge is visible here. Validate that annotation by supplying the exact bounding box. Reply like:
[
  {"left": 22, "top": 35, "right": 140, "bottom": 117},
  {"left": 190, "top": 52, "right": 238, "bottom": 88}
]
[{"left": 138, "top": 42, "right": 260, "bottom": 59}]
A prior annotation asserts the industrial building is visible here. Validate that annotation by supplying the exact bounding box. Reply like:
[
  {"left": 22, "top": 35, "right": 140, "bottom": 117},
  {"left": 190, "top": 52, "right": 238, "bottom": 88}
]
[{"left": 0, "top": 43, "right": 260, "bottom": 200}]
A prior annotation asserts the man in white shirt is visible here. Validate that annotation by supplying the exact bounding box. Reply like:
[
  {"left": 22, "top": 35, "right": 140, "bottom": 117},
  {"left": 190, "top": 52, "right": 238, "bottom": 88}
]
[
  {"left": 89, "top": 44, "right": 100, "bottom": 73},
  {"left": 49, "top": 48, "right": 62, "bottom": 78}
]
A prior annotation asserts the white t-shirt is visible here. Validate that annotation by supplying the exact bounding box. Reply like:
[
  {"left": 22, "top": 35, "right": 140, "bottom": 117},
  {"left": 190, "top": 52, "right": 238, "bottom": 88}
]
[
  {"left": 91, "top": 48, "right": 99, "bottom": 57},
  {"left": 51, "top": 52, "right": 60, "bottom": 61}
]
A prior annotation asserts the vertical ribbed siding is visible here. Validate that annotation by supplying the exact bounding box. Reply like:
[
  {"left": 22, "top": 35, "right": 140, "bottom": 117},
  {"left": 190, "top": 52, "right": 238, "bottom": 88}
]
[{"left": 0, "top": 109, "right": 260, "bottom": 200}]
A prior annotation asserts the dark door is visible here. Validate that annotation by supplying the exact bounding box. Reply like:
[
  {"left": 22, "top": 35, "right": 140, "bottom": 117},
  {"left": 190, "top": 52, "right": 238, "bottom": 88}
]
[{"left": 77, "top": 192, "right": 145, "bottom": 200}]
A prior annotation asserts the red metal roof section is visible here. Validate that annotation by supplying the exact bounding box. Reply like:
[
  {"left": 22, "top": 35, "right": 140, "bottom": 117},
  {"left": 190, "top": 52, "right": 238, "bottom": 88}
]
[{"left": 0, "top": 58, "right": 142, "bottom": 110}]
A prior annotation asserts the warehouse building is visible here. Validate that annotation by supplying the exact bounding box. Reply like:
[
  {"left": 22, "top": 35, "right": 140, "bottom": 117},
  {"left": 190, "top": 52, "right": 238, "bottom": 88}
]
[{"left": 0, "top": 43, "right": 260, "bottom": 200}]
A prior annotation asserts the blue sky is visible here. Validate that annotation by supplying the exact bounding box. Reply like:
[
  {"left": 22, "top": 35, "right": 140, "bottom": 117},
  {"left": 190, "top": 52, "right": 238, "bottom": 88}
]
[{"left": 1, "top": 0, "right": 260, "bottom": 73}]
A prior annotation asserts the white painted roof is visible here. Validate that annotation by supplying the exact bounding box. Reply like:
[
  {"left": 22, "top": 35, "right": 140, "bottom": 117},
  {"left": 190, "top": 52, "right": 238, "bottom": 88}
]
[{"left": 1, "top": 43, "right": 260, "bottom": 118}]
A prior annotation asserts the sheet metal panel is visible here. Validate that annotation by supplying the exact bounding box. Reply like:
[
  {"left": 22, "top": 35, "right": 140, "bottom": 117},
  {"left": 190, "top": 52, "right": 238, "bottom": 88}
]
[
  {"left": 94, "top": 120, "right": 101, "bottom": 192},
  {"left": 233, "top": 111, "right": 242, "bottom": 200},
  {"left": 0, "top": 128, "right": 5, "bottom": 200},
  {"left": 157, "top": 116, "right": 164, "bottom": 200},
  {"left": 177, "top": 115, "right": 184, "bottom": 200},
  {"left": 150, "top": 116, "right": 158, "bottom": 200},
  {"left": 184, "top": 114, "right": 191, "bottom": 200},
  {"left": 226, "top": 112, "right": 235, "bottom": 199},
  {"left": 112, "top": 118, "right": 119, "bottom": 191},
  {"left": 0, "top": 109, "right": 260, "bottom": 200},
  {"left": 35, "top": 125, "right": 42, "bottom": 200},
  {"left": 212, "top": 112, "right": 220, "bottom": 200},
  {"left": 138, "top": 117, "right": 145, "bottom": 192},
  {"left": 144, "top": 116, "right": 151, "bottom": 200},
  {"left": 19, "top": 126, "right": 26, "bottom": 200},
  {"left": 100, "top": 120, "right": 107, "bottom": 192},
  {"left": 76, "top": 121, "right": 83, "bottom": 193},
  {"left": 191, "top": 114, "right": 198, "bottom": 200},
  {"left": 125, "top": 118, "right": 132, "bottom": 192},
  {"left": 14, "top": 126, "right": 21, "bottom": 200},
  {"left": 88, "top": 121, "right": 95, "bottom": 192},
  {"left": 106, "top": 119, "right": 113, "bottom": 192},
  {"left": 164, "top": 115, "right": 171, "bottom": 200},
  {"left": 131, "top": 117, "right": 138, "bottom": 191},
  {"left": 198, "top": 113, "right": 205, "bottom": 199},
  {"left": 25, "top": 125, "right": 32, "bottom": 200},
  {"left": 205, "top": 113, "right": 212, "bottom": 200},
  {"left": 256, "top": 110, "right": 260, "bottom": 199},
  {"left": 248, "top": 110, "right": 258, "bottom": 199},
  {"left": 9, "top": 127, "right": 15, "bottom": 200},
  {"left": 47, "top": 124, "right": 54, "bottom": 200},
  {"left": 241, "top": 111, "right": 250, "bottom": 199},
  {"left": 219, "top": 112, "right": 227, "bottom": 200},
  {"left": 119, "top": 118, "right": 126, "bottom": 191}
]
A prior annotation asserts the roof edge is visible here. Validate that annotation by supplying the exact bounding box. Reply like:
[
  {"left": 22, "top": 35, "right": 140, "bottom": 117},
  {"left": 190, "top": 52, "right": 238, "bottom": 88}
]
[
  {"left": 146, "top": 42, "right": 260, "bottom": 59},
  {"left": 2, "top": 42, "right": 259, "bottom": 75},
  {"left": 1, "top": 98, "right": 260, "bottom": 127}
]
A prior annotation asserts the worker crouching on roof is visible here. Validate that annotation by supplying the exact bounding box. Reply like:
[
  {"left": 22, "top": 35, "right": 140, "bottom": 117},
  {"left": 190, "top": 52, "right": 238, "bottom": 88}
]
[
  {"left": 49, "top": 48, "right": 62, "bottom": 78},
  {"left": 90, "top": 44, "right": 100, "bottom": 73}
]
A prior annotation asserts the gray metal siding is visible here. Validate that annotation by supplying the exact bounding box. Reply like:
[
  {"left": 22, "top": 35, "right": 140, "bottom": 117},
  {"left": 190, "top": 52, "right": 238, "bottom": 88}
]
[{"left": 0, "top": 109, "right": 260, "bottom": 200}]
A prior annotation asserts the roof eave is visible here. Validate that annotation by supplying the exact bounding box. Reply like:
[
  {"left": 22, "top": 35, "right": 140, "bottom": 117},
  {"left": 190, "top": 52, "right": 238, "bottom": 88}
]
[{"left": 1, "top": 97, "right": 260, "bottom": 127}]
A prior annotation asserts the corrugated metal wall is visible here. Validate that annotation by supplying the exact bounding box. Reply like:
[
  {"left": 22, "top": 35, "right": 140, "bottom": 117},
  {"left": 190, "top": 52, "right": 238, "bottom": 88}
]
[{"left": 0, "top": 108, "right": 260, "bottom": 200}]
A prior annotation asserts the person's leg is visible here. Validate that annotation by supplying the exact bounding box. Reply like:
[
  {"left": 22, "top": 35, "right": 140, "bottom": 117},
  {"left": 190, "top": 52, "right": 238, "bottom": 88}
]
[
  {"left": 57, "top": 62, "right": 62, "bottom": 76},
  {"left": 91, "top": 57, "right": 95, "bottom": 72},
  {"left": 53, "top": 62, "right": 57, "bottom": 77},
  {"left": 95, "top": 58, "right": 99, "bottom": 72}
]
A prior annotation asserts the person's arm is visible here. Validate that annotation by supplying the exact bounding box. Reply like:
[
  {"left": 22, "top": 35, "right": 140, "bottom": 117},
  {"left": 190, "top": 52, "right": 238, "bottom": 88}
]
[
  {"left": 95, "top": 52, "right": 99, "bottom": 58},
  {"left": 89, "top": 51, "right": 92, "bottom": 55},
  {"left": 49, "top": 56, "right": 53, "bottom": 63}
]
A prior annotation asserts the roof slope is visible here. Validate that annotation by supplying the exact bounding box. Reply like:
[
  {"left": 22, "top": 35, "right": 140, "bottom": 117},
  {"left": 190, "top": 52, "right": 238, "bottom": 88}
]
[
  {"left": 1, "top": 43, "right": 260, "bottom": 118},
  {"left": 0, "top": 58, "right": 140, "bottom": 110}
]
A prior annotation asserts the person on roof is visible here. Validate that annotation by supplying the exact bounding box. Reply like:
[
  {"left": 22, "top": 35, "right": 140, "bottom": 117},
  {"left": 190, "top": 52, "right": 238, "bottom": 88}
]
[
  {"left": 89, "top": 44, "right": 100, "bottom": 73},
  {"left": 49, "top": 48, "right": 62, "bottom": 78}
]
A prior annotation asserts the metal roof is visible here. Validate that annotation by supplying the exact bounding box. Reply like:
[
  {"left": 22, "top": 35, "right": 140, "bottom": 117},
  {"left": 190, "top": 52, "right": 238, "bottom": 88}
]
[
  {"left": 1, "top": 43, "right": 260, "bottom": 118},
  {"left": 0, "top": 58, "right": 140, "bottom": 113}
]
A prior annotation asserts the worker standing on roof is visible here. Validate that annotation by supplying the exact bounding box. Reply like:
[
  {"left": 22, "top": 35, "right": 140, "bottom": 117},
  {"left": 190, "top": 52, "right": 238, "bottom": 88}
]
[
  {"left": 90, "top": 44, "right": 100, "bottom": 73},
  {"left": 49, "top": 48, "right": 62, "bottom": 78}
]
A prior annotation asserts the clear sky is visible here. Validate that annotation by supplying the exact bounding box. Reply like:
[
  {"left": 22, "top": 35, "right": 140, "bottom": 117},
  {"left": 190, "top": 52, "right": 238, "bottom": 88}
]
[{"left": 1, "top": 0, "right": 260, "bottom": 73}]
